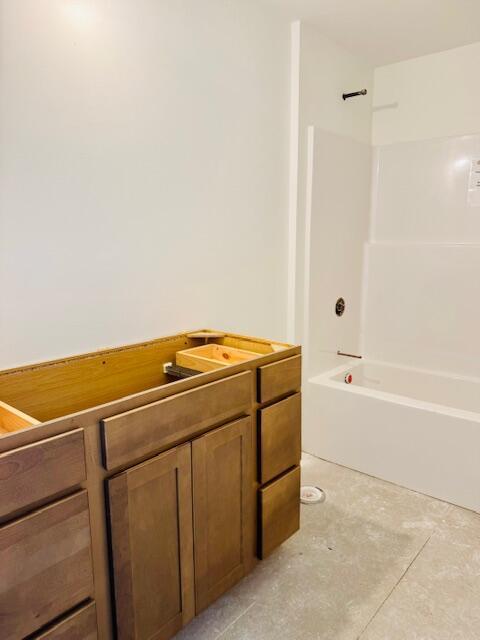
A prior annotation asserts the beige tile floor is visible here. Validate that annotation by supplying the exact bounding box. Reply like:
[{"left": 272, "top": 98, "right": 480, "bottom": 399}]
[{"left": 176, "top": 453, "right": 480, "bottom": 640}]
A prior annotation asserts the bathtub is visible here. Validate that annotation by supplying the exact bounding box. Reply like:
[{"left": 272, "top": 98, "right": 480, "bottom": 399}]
[{"left": 304, "top": 360, "right": 480, "bottom": 512}]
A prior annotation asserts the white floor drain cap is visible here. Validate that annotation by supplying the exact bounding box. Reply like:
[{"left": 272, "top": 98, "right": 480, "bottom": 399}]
[{"left": 300, "top": 486, "right": 326, "bottom": 505}]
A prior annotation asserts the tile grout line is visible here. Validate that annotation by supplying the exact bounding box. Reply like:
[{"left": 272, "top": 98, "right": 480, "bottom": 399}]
[
  {"left": 214, "top": 602, "right": 257, "bottom": 640},
  {"left": 356, "top": 533, "right": 433, "bottom": 640}
]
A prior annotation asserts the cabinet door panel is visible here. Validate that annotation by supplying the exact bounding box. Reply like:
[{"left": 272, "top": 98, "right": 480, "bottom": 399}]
[
  {"left": 108, "top": 444, "right": 194, "bottom": 640},
  {"left": 192, "top": 417, "right": 253, "bottom": 613}
]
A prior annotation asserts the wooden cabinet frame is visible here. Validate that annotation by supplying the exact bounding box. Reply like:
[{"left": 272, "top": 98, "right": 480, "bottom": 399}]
[{"left": 0, "top": 329, "right": 301, "bottom": 640}]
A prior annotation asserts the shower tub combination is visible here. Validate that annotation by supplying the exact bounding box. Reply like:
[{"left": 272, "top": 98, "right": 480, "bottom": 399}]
[{"left": 304, "top": 359, "right": 480, "bottom": 512}]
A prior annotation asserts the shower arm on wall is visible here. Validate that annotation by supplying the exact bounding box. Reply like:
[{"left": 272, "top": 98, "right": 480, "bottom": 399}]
[{"left": 342, "top": 89, "right": 367, "bottom": 100}]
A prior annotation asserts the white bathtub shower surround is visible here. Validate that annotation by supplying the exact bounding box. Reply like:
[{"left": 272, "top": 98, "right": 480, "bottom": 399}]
[
  {"left": 303, "top": 128, "right": 371, "bottom": 377},
  {"left": 362, "top": 131, "right": 480, "bottom": 378},
  {"left": 302, "top": 41, "right": 480, "bottom": 519},
  {"left": 363, "top": 242, "right": 480, "bottom": 378},
  {"left": 332, "top": 360, "right": 480, "bottom": 414},
  {"left": 304, "top": 359, "right": 480, "bottom": 512},
  {"left": 293, "top": 23, "right": 373, "bottom": 346},
  {"left": 372, "top": 134, "right": 480, "bottom": 244}
]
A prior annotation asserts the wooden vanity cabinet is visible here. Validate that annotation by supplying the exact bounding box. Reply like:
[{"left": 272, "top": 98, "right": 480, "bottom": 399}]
[{"left": 0, "top": 329, "right": 301, "bottom": 640}]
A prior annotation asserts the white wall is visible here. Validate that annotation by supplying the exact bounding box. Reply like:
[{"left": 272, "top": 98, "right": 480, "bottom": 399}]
[
  {"left": 364, "top": 42, "right": 480, "bottom": 376},
  {"left": 293, "top": 23, "right": 373, "bottom": 373},
  {"left": 373, "top": 42, "right": 480, "bottom": 146},
  {"left": 0, "top": 0, "right": 290, "bottom": 368},
  {"left": 299, "top": 25, "right": 373, "bottom": 147}
]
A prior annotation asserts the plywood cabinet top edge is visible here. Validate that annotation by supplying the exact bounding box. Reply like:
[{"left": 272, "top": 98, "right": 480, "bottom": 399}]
[
  {"left": 0, "top": 329, "right": 298, "bottom": 378},
  {"left": 0, "top": 331, "right": 198, "bottom": 378}
]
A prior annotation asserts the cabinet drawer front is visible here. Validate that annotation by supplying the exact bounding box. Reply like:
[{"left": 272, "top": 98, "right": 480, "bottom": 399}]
[
  {"left": 33, "top": 602, "right": 97, "bottom": 640},
  {"left": 257, "top": 355, "right": 301, "bottom": 404},
  {"left": 0, "top": 491, "right": 94, "bottom": 640},
  {"left": 108, "top": 444, "right": 194, "bottom": 640},
  {"left": 0, "top": 430, "right": 86, "bottom": 520},
  {"left": 259, "top": 466, "right": 300, "bottom": 559},
  {"left": 259, "top": 393, "right": 301, "bottom": 484},
  {"left": 102, "top": 371, "right": 252, "bottom": 470}
]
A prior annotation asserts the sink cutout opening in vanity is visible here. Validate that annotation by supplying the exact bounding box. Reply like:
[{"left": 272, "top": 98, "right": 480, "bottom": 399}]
[
  {"left": 0, "top": 331, "right": 292, "bottom": 427},
  {"left": 0, "top": 334, "right": 196, "bottom": 424}
]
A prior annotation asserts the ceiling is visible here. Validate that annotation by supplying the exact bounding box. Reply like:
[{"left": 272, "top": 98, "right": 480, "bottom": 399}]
[{"left": 261, "top": 0, "right": 480, "bottom": 66}]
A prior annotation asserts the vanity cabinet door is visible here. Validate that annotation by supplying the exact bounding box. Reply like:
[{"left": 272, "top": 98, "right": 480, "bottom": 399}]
[
  {"left": 192, "top": 416, "right": 253, "bottom": 613},
  {"left": 108, "top": 444, "right": 195, "bottom": 640}
]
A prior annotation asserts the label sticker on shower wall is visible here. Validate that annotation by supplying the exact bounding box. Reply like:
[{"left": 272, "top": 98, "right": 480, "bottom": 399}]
[{"left": 468, "top": 158, "right": 480, "bottom": 206}]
